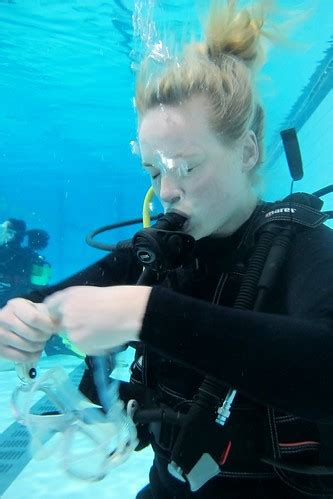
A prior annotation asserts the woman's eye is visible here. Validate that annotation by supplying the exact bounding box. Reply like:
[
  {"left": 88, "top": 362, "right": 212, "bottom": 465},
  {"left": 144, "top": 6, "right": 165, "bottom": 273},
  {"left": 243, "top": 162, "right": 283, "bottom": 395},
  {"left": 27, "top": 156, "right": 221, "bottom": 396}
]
[
  {"left": 152, "top": 172, "right": 160, "bottom": 180},
  {"left": 187, "top": 161, "right": 203, "bottom": 172}
]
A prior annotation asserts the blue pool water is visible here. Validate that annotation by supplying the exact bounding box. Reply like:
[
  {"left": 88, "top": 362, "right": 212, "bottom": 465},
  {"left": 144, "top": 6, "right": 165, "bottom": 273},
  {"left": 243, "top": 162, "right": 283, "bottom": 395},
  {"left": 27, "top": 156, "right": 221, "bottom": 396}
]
[{"left": 0, "top": 0, "right": 332, "bottom": 497}]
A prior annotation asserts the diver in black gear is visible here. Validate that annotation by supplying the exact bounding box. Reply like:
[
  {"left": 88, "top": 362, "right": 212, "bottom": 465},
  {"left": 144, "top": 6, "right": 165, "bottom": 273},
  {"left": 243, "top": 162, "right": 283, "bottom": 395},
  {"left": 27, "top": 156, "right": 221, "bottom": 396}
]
[
  {"left": 1, "top": 1, "right": 333, "bottom": 497},
  {"left": 0, "top": 220, "right": 51, "bottom": 308}
]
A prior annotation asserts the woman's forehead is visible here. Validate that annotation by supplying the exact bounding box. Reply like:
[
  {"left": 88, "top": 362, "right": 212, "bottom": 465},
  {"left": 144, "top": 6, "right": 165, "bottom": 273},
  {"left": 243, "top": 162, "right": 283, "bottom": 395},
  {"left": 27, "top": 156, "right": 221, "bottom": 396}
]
[
  {"left": 138, "top": 103, "right": 214, "bottom": 157},
  {"left": 139, "top": 135, "right": 204, "bottom": 160}
]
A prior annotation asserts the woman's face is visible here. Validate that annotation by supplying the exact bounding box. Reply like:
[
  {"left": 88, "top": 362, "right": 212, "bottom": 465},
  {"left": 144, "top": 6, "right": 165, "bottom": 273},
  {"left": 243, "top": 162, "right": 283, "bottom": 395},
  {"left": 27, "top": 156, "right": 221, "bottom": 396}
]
[{"left": 138, "top": 95, "right": 258, "bottom": 240}]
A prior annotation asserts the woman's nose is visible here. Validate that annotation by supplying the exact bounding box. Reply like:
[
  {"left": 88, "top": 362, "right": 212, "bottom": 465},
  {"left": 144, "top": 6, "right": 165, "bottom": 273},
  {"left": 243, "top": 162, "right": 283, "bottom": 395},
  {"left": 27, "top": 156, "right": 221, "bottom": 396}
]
[{"left": 158, "top": 174, "right": 182, "bottom": 205}]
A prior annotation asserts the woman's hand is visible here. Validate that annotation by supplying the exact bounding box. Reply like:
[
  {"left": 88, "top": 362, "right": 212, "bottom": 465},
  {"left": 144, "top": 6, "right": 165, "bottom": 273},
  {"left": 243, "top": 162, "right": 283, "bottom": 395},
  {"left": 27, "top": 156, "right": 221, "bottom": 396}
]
[
  {"left": 44, "top": 285, "right": 152, "bottom": 356},
  {"left": 0, "top": 298, "right": 58, "bottom": 362}
]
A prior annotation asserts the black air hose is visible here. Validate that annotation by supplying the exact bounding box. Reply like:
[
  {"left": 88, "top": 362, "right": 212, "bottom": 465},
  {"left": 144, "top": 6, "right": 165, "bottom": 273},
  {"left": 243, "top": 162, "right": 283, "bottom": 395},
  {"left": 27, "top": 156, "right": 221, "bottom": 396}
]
[{"left": 234, "top": 224, "right": 281, "bottom": 310}]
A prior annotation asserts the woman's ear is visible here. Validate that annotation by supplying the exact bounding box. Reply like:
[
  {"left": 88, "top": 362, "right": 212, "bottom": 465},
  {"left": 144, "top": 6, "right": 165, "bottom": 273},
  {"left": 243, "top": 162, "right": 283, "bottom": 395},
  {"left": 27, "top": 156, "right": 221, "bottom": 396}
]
[{"left": 242, "top": 130, "right": 259, "bottom": 172}]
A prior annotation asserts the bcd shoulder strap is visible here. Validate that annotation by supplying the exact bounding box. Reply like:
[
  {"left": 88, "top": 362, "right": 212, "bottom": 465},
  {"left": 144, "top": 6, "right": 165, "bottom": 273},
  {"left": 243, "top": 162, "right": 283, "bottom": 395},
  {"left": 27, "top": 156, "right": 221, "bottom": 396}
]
[{"left": 253, "top": 192, "right": 330, "bottom": 232}]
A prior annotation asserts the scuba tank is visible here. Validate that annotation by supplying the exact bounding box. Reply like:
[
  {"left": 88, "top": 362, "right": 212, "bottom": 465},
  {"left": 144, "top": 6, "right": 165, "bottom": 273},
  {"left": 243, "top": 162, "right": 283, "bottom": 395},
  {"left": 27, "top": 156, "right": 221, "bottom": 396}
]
[{"left": 30, "top": 255, "right": 52, "bottom": 287}]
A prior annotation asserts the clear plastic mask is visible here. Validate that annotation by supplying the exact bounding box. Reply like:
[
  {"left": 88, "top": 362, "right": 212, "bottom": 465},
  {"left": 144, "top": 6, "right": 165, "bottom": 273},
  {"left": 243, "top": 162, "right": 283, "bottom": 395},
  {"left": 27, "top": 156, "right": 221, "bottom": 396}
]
[{"left": 11, "top": 364, "right": 138, "bottom": 481}]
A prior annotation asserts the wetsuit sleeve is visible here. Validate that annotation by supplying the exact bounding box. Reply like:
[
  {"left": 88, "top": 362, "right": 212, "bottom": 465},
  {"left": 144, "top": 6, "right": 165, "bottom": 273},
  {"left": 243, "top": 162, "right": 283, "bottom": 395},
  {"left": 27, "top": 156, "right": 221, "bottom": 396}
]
[
  {"left": 139, "top": 225, "right": 333, "bottom": 423},
  {"left": 22, "top": 247, "right": 141, "bottom": 303}
]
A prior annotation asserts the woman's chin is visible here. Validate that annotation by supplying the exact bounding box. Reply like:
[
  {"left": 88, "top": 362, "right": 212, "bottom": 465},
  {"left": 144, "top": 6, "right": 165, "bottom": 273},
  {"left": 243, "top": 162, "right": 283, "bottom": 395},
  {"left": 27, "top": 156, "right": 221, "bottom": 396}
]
[{"left": 189, "top": 225, "right": 210, "bottom": 241}]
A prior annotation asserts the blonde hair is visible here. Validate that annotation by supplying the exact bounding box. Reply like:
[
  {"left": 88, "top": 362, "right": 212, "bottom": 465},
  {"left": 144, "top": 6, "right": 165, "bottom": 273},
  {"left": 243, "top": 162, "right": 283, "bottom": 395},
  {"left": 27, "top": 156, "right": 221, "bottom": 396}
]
[{"left": 135, "top": 0, "right": 280, "bottom": 181}]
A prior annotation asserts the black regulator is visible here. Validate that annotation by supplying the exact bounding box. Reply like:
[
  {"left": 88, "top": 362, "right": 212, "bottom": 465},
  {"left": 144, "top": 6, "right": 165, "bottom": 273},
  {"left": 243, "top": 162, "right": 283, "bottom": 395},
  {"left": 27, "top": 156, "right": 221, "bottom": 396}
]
[{"left": 86, "top": 211, "right": 195, "bottom": 275}]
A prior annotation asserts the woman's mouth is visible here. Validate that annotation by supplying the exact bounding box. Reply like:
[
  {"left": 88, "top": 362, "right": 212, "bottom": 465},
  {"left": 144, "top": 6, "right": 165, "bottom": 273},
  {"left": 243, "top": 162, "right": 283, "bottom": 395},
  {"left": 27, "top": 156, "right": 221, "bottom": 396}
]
[{"left": 165, "top": 209, "right": 189, "bottom": 227}]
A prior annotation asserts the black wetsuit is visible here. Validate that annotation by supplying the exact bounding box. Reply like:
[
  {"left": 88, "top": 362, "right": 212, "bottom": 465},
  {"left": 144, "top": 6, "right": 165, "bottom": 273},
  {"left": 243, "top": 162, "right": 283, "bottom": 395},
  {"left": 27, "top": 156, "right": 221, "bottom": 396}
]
[{"left": 26, "top": 205, "right": 333, "bottom": 498}]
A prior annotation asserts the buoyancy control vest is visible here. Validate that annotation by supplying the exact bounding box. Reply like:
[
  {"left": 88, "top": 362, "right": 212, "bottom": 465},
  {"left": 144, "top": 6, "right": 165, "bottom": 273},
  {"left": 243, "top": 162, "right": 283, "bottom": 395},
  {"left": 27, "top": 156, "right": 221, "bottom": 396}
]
[{"left": 128, "top": 189, "right": 333, "bottom": 496}]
